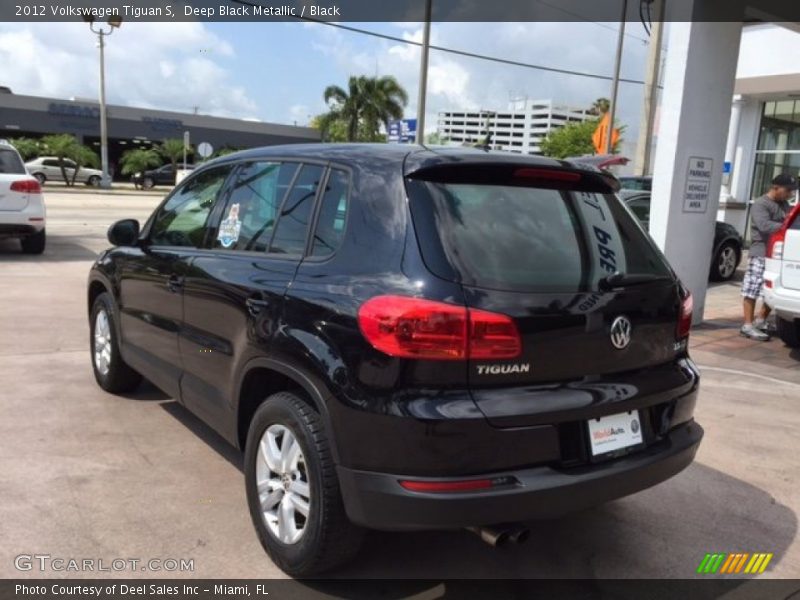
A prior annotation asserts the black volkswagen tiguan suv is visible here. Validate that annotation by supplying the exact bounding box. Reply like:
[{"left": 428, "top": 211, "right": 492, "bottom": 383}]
[{"left": 87, "top": 144, "right": 701, "bottom": 575}]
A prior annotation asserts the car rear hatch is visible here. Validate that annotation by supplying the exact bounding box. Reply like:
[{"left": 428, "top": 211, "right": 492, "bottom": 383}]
[
  {"left": 772, "top": 204, "right": 800, "bottom": 290},
  {"left": 0, "top": 148, "right": 31, "bottom": 211},
  {"left": 406, "top": 162, "right": 692, "bottom": 431}
]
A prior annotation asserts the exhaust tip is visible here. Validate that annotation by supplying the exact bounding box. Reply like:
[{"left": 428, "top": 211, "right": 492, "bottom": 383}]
[
  {"left": 510, "top": 527, "right": 530, "bottom": 545},
  {"left": 492, "top": 531, "right": 510, "bottom": 547}
]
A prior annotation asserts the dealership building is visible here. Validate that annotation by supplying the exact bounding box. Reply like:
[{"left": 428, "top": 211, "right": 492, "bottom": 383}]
[
  {"left": 717, "top": 23, "right": 800, "bottom": 234},
  {"left": 0, "top": 91, "right": 319, "bottom": 179}
]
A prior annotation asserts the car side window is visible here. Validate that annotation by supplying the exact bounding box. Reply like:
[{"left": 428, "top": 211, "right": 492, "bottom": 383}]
[
  {"left": 213, "top": 161, "right": 299, "bottom": 252},
  {"left": 43, "top": 159, "right": 59, "bottom": 167},
  {"left": 310, "top": 169, "right": 350, "bottom": 257},
  {"left": 149, "top": 166, "right": 232, "bottom": 248},
  {"left": 269, "top": 164, "right": 324, "bottom": 255},
  {"left": 627, "top": 197, "right": 651, "bottom": 223}
]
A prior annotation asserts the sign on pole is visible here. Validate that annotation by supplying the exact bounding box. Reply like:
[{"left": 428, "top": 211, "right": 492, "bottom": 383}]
[
  {"left": 388, "top": 119, "right": 418, "bottom": 144},
  {"left": 197, "top": 142, "right": 214, "bottom": 159},
  {"left": 683, "top": 156, "right": 713, "bottom": 213}
]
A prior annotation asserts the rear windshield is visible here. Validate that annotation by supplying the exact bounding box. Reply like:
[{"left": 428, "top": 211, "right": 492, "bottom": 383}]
[
  {"left": 0, "top": 148, "right": 26, "bottom": 174},
  {"left": 407, "top": 179, "right": 672, "bottom": 293}
]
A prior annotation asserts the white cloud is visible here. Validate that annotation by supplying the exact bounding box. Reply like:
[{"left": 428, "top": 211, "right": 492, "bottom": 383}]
[
  {"left": 307, "top": 21, "right": 650, "bottom": 147},
  {"left": 0, "top": 22, "right": 255, "bottom": 118}
]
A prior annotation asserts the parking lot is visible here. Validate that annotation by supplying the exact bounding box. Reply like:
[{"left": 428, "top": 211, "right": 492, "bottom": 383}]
[{"left": 1, "top": 189, "right": 798, "bottom": 580}]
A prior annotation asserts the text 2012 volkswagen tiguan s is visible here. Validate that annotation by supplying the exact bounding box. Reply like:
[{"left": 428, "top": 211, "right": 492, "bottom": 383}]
[{"left": 87, "top": 144, "right": 702, "bottom": 576}]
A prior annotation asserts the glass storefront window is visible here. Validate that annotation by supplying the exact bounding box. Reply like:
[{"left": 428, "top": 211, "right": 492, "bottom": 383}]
[{"left": 752, "top": 100, "right": 800, "bottom": 197}]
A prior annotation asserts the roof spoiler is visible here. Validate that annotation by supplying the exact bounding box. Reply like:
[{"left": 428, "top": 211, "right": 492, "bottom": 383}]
[{"left": 406, "top": 162, "right": 620, "bottom": 193}]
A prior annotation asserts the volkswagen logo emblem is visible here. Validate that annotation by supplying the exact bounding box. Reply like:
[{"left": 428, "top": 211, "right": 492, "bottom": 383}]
[{"left": 610, "top": 316, "right": 632, "bottom": 349}]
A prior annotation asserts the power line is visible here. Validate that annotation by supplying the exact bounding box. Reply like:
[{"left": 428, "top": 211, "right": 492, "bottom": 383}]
[
  {"left": 532, "top": 0, "right": 650, "bottom": 44},
  {"left": 229, "top": 0, "right": 653, "bottom": 86}
]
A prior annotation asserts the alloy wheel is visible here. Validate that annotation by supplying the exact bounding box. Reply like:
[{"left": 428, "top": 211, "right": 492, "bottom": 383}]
[
  {"left": 256, "top": 424, "right": 311, "bottom": 544},
  {"left": 93, "top": 310, "right": 112, "bottom": 376},
  {"left": 718, "top": 246, "right": 737, "bottom": 279}
]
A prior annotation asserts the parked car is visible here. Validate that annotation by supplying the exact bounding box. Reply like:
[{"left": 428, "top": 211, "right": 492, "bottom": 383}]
[
  {"left": 619, "top": 175, "right": 653, "bottom": 191},
  {"left": 764, "top": 203, "right": 800, "bottom": 347},
  {"left": 25, "top": 156, "right": 103, "bottom": 186},
  {"left": 131, "top": 163, "right": 194, "bottom": 189},
  {"left": 88, "top": 144, "right": 701, "bottom": 576},
  {"left": 620, "top": 191, "right": 743, "bottom": 281},
  {"left": 0, "top": 140, "right": 46, "bottom": 253}
]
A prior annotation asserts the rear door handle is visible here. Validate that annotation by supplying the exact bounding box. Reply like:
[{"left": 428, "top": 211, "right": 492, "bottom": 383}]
[
  {"left": 246, "top": 297, "right": 270, "bottom": 316},
  {"left": 167, "top": 275, "right": 184, "bottom": 293}
]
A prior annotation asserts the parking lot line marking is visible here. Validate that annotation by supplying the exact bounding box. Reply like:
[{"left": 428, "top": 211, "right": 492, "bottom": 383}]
[{"left": 697, "top": 365, "right": 800, "bottom": 388}]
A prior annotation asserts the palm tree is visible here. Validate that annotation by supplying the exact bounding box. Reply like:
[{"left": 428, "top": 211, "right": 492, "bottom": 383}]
[
  {"left": 322, "top": 75, "right": 409, "bottom": 142},
  {"left": 158, "top": 138, "right": 192, "bottom": 171},
  {"left": 323, "top": 77, "right": 365, "bottom": 142},
  {"left": 66, "top": 145, "right": 100, "bottom": 186},
  {"left": 591, "top": 97, "right": 611, "bottom": 116},
  {"left": 41, "top": 134, "right": 79, "bottom": 186},
  {"left": 360, "top": 76, "right": 408, "bottom": 135},
  {"left": 120, "top": 148, "right": 161, "bottom": 188}
]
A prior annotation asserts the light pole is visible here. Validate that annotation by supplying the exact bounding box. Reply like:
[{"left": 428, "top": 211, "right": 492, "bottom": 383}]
[
  {"left": 415, "top": 0, "right": 432, "bottom": 144},
  {"left": 605, "top": 0, "right": 627, "bottom": 155},
  {"left": 84, "top": 14, "right": 122, "bottom": 189}
]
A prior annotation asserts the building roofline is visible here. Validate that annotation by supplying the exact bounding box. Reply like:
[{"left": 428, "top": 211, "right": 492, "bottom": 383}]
[{"left": 0, "top": 92, "right": 318, "bottom": 139}]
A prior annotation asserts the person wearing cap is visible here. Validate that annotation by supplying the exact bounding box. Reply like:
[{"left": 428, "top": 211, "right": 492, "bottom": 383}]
[{"left": 741, "top": 173, "right": 797, "bottom": 340}]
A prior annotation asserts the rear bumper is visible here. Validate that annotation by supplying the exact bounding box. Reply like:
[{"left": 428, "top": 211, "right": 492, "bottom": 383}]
[
  {"left": 0, "top": 223, "right": 43, "bottom": 236},
  {"left": 763, "top": 284, "right": 800, "bottom": 321},
  {"left": 0, "top": 198, "right": 45, "bottom": 236},
  {"left": 338, "top": 420, "right": 703, "bottom": 530}
]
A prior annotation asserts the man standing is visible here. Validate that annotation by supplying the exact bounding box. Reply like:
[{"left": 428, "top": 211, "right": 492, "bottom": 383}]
[{"left": 740, "top": 173, "right": 797, "bottom": 340}]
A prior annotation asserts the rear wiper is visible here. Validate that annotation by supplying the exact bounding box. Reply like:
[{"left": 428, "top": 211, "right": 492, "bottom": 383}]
[{"left": 599, "top": 271, "right": 670, "bottom": 290}]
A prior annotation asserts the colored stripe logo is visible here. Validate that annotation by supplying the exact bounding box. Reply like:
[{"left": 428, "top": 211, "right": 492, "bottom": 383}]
[{"left": 697, "top": 553, "right": 773, "bottom": 574}]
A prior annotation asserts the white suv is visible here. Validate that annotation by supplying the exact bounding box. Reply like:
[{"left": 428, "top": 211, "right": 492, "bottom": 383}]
[
  {"left": 764, "top": 204, "right": 800, "bottom": 347},
  {"left": 0, "top": 140, "right": 46, "bottom": 254},
  {"left": 25, "top": 156, "right": 103, "bottom": 186}
]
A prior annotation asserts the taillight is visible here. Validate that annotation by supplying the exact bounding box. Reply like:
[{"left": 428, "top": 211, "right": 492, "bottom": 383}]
[
  {"left": 10, "top": 179, "right": 41, "bottom": 194},
  {"left": 677, "top": 291, "right": 693, "bottom": 340},
  {"left": 768, "top": 204, "right": 800, "bottom": 260},
  {"left": 357, "top": 295, "right": 521, "bottom": 360},
  {"left": 399, "top": 476, "right": 516, "bottom": 493},
  {"left": 512, "top": 168, "right": 581, "bottom": 183}
]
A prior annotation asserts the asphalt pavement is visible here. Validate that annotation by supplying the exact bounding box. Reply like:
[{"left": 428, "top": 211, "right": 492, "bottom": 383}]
[{"left": 0, "top": 190, "right": 797, "bottom": 581}]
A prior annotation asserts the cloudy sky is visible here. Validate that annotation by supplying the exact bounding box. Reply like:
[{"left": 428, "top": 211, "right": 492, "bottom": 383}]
[{"left": 0, "top": 20, "right": 656, "bottom": 153}]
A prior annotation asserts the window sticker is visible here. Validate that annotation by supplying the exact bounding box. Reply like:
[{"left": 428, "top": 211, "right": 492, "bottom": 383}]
[{"left": 217, "top": 203, "right": 242, "bottom": 248}]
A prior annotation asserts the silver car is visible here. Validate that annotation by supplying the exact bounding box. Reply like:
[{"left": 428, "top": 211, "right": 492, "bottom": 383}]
[{"left": 25, "top": 156, "right": 103, "bottom": 186}]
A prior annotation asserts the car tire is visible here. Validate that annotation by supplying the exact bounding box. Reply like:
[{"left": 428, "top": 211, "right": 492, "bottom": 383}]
[
  {"left": 90, "top": 292, "right": 142, "bottom": 393},
  {"left": 142, "top": 177, "right": 155, "bottom": 190},
  {"left": 710, "top": 241, "right": 740, "bottom": 281},
  {"left": 244, "top": 391, "right": 363, "bottom": 576},
  {"left": 776, "top": 316, "right": 800, "bottom": 348},
  {"left": 87, "top": 175, "right": 101, "bottom": 187},
  {"left": 20, "top": 229, "right": 46, "bottom": 254},
  {"left": 33, "top": 173, "right": 46, "bottom": 185}
]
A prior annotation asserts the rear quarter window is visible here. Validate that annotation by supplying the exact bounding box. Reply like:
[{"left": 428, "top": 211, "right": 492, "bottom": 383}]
[{"left": 0, "top": 148, "right": 26, "bottom": 174}]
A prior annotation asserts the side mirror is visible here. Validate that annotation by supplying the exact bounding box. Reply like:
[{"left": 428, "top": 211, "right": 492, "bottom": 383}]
[{"left": 107, "top": 219, "right": 140, "bottom": 247}]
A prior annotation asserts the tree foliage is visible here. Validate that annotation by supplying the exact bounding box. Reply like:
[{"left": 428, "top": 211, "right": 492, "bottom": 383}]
[
  {"left": 590, "top": 97, "right": 611, "bottom": 116},
  {"left": 540, "top": 118, "right": 624, "bottom": 159},
  {"left": 119, "top": 148, "right": 162, "bottom": 177},
  {"left": 67, "top": 144, "right": 100, "bottom": 185},
  {"left": 8, "top": 137, "right": 40, "bottom": 161},
  {"left": 158, "top": 138, "right": 193, "bottom": 169},
  {"left": 318, "top": 75, "right": 409, "bottom": 142},
  {"left": 540, "top": 120, "right": 600, "bottom": 159},
  {"left": 40, "top": 134, "right": 80, "bottom": 186},
  {"left": 425, "top": 132, "right": 448, "bottom": 145}
]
